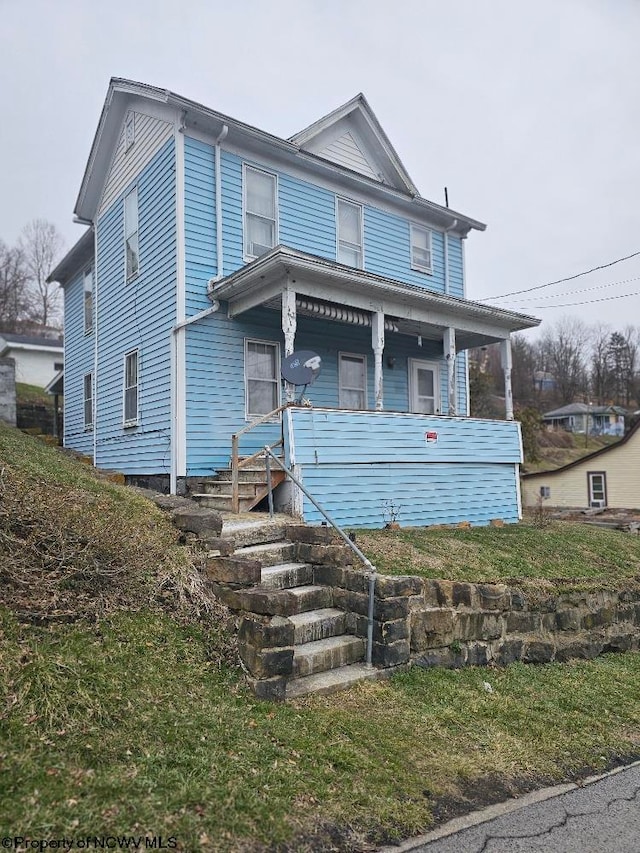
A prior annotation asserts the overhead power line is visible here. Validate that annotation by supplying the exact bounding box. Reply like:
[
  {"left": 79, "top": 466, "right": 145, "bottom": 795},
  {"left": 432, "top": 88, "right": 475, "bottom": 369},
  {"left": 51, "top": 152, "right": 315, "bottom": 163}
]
[
  {"left": 508, "top": 290, "right": 640, "bottom": 310},
  {"left": 497, "top": 274, "right": 640, "bottom": 304},
  {"left": 480, "top": 249, "right": 640, "bottom": 300}
]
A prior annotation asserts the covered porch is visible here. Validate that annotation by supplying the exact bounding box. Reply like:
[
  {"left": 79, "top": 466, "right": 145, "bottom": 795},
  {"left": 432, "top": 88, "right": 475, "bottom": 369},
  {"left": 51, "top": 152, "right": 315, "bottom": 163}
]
[{"left": 210, "top": 246, "right": 539, "bottom": 421}]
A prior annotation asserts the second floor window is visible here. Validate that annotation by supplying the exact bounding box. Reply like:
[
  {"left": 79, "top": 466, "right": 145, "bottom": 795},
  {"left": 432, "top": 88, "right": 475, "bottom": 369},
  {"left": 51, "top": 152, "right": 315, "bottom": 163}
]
[
  {"left": 84, "top": 268, "right": 93, "bottom": 334},
  {"left": 410, "top": 224, "right": 432, "bottom": 273},
  {"left": 337, "top": 199, "right": 363, "bottom": 268},
  {"left": 125, "top": 188, "right": 139, "bottom": 279},
  {"left": 244, "top": 166, "right": 277, "bottom": 260}
]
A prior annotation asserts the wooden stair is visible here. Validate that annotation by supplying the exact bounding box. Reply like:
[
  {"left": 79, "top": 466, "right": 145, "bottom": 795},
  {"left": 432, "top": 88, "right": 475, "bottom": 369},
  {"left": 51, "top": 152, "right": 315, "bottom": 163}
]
[{"left": 191, "top": 456, "right": 286, "bottom": 513}]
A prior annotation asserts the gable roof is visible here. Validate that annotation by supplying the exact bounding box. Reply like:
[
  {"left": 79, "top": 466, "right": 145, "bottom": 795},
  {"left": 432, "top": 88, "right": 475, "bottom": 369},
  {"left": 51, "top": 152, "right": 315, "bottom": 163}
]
[
  {"left": 0, "top": 333, "right": 63, "bottom": 351},
  {"left": 523, "top": 419, "right": 640, "bottom": 479},
  {"left": 289, "top": 93, "right": 418, "bottom": 196},
  {"left": 74, "top": 79, "right": 485, "bottom": 236},
  {"left": 543, "top": 403, "right": 628, "bottom": 418}
]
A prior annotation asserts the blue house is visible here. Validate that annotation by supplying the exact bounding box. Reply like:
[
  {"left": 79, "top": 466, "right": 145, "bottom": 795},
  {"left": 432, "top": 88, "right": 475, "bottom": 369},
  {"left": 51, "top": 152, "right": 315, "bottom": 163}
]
[{"left": 50, "top": 78, "right": 540, "bottom": 528}]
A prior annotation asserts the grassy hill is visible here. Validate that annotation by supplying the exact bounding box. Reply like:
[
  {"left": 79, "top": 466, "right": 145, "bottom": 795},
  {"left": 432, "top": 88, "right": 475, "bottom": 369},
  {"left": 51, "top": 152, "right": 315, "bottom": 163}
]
[{"left": 2, "top": 423, "right": 640, "bottom": 852}]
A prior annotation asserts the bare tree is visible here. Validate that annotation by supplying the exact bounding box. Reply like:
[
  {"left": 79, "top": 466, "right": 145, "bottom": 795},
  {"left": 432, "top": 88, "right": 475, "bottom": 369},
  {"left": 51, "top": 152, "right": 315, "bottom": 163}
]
[
  {"left": 0, "top": 240, "right": 28, "bottom": 332},
  {"left": 589, "top": 323, "right": 613, "bottom": 405},
  {"left": 539, "top": 316, "right": 589, "bottom": 404},
  {"left": 19, "top": 219, "right": 65, "bottom": 328}
]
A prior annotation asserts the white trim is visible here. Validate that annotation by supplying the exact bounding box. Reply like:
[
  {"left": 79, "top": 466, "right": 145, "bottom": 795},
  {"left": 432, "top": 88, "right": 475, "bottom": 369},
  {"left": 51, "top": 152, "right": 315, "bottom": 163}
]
[
  {"left": 244, "top": 337, "right": 281, "bottom": 420},
  {"left": 123, "top": 348, "right": 140, "bottom": 428},
  {"left": 0, "top": 342, "right": 63, "bottom": 354},
  {"left": 242, "top": 163, "right": 279, "bottom": 262},
  {"left": 408, "top": 358, "right": 441, "bottom": 414},
  {"left": 515, "top": 464, "right": 523, "bottom": 519},
  {"left": 93, "top": 225, "right": 98, "bottom": 464},
  {"left": 174, "top": 121, "right": 187, "bottom": 482},
  {"left": 83, "top": 371, "right": 94, "bottom": 431},
  {"left": 338, "top": 351, "right": 368, "bottom": 409},
  {"left": 124, "top": 186, "right": 139, "bottom": 281},
  {"left": 464, "top": 350, "right": 471, "bottom": 417},
  {"left": 336, "top": 197, "right": 364, "bottom": 268},
  {"left": 410, "top": 223, "right": 433, "bottom": 274}
]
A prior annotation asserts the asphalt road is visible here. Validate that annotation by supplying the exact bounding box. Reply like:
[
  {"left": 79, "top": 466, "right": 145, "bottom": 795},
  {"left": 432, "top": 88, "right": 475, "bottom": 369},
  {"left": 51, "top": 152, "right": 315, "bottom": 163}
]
[{"left": 383, "top": 761, "right": 640, "bottom": 853}]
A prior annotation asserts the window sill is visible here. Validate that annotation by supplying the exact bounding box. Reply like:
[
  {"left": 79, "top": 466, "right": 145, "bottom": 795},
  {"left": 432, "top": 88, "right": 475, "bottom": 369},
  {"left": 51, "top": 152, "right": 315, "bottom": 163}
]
[
  {"left": 123, "top": 420, "right": 139, "bottom": 429},
  {"left": 411, "top": 265, "right": 434, "bottom": 276}
]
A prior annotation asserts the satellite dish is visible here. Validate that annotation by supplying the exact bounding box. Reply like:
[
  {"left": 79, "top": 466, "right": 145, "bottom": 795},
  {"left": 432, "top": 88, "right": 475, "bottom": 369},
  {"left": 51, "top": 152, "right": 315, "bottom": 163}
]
[{"left": 281, "top": 350, "right": 322, "bottom": 386}]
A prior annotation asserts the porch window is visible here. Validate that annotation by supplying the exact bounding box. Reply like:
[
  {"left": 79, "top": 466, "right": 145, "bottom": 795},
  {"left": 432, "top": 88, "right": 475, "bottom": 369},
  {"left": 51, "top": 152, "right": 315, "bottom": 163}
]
[
  {"left": 410, "top": 224, "right": 432, "bottom": 273},
  {"left": 245, "top": 339, "right": 280, "bottom": 417},
  {"left": 339, "top": 352, "right": 367, "bottom": 409},
  {"left": 83, "top": 267, "right": 93, "bottom": 334},
  {"left": 123, "top": 349, "right": 139, "bottom": 427},
  {"left": 83, "top": 372, "right": 93, "bottom": 430},
  {"left": 244, "top": 166, "right": 277, "bottom": 260},
  {"left": 337, "top": 199, "right": 363, "bottom": 268},
  {"left": 124, "top": 188, "right": 139, "bottom": 279},
  {"left": 588, "top": 472, "right": 607, "bottom": 507}
]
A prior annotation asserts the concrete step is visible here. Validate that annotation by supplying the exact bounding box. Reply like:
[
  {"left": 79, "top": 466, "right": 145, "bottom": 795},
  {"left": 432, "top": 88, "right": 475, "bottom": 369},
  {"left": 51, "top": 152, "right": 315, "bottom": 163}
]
[
  {"left": 288, "top": 608, "right": 347, "bottom": 645},
  {"left": 259, "top": 562, "right": 312, "bottom": 589},
  {"left": 287, "top": 584, "right": 333, "bottom": 614},
  {"left": 221, "top": 519, "right": 290, "bottom": 548},
  {"left": 292, "top": 635, "right": 364, "bottom": 678},
  {"left": 286, "top": 663, "right": 380, "bottom": 700},
  {"left": 212, "top": 470, "right": 271, "bottom": 485},
  {"left": 237, "top": 541, "right": 298, "bottom": 568}
]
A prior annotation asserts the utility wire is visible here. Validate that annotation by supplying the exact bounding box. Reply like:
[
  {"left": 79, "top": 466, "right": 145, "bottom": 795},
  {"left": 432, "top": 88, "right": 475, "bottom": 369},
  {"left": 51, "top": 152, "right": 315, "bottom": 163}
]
[
  {"left": 508, "top": 290, "right": 640, "bottom": 310},
  {"left": 494, "top": 274, "right": 640, "bottom": 304},
  {"left": 479, "top": 249, "right": 640, "bottom": 300}
]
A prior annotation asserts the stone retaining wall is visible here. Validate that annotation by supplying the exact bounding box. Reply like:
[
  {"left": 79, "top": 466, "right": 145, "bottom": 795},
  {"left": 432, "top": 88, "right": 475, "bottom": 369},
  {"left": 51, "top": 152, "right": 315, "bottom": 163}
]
[{"left": 204, "top": 525, "right": 640, "bottom": 699}]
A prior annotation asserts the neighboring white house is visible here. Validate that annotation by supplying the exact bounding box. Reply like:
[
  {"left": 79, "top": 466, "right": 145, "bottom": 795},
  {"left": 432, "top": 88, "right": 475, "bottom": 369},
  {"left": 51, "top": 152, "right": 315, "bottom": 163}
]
[{"left": 0, "top": 333, "right": 64, "bottom": 388}]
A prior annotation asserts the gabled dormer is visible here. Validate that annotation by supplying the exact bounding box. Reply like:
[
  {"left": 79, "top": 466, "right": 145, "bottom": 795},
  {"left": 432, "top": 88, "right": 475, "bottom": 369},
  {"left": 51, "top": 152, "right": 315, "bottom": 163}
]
[{"left": 289, "top": 93, "right": 418, "bottom": 196}]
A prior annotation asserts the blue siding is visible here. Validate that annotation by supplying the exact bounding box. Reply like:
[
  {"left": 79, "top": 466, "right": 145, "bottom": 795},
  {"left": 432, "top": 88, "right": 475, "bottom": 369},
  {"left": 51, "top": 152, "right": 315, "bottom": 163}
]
[
  {"left": 94, "top": 138, "right": 176, "bottom": 474},
  {"left": 217, "top": 150, "right": 454, "bottom": 293},
  {"left": 185, "top": 137, "right": 216, "bottom": 315},
  {"left": 286, "top": 408, "right": 522, "bottom": 528},
  {"left": 63, "top": 266, "right": 94, "bottom": 457},
  {"left": 447, "top": 235, "right": 464, "bottom": 298}
]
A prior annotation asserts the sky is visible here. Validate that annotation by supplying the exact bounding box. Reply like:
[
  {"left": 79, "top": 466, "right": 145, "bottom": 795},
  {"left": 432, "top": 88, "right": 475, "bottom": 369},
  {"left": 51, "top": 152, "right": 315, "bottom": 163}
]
[{"left": 1, "top": 0, "right": 639, "bottom": 337}]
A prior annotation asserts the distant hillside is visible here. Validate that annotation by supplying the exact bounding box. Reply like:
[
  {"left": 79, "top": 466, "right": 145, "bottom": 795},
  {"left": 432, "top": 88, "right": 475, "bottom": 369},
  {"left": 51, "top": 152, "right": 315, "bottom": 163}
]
[{"left": 524, "top": 430, "right": 620, "bottom": 474}]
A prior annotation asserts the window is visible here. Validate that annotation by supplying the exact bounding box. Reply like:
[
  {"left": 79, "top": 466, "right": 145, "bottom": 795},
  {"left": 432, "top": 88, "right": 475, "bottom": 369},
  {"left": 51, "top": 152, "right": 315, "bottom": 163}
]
[
  {"left": 588, "top": 472, "right": 607, "bottom": 507},
  {"left": 54, "top": 362, "right": 63, "bottom": 372},
  {"left": 410, "top": 224, "right": 432, "bottom": 273},
  {"left": 83, "top": 373, "right": 93, "bottom": 430},
  {"left": 125, "top": 112, "right": 135, "bottom": 151},
  {"left": 124, "top": 188, "right": 139, "bottom": 279},
  {"left": 123, "top": 350, "right": 139, "bottom": 426},
  {"left": 244, "top": 166, "right": 277, "bottom": 260},
  {"left": 245, "top": 340, "right": 280, "bottom": 417},
  {"left": 337, "top": 199, "right": 363, "bottom": 267},
  {"left": 540, "top": 486, "right": 551, "bottom": 499},
  {"left": 339, "top": 353, "right": 367, "bottom": 409},
  {"left": 83, "top": 267, "right": 93, "bottom": 334}
]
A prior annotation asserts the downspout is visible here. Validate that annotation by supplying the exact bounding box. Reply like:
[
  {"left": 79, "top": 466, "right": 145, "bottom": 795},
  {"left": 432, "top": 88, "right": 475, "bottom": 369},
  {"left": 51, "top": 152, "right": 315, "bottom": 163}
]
[
  {"left": 443, "top": 218, "right": 458, "bottom": 296},
  {"left": 214, "top": 124, "right": 228, "bottom": 280}
]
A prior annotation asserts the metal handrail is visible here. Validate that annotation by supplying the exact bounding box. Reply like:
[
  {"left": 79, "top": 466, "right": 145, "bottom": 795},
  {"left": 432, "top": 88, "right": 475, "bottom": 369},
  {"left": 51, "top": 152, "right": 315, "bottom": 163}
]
[
  {"left": 231, "top": 404, "right": 290, "bottom": 512},
  {"left": 263, "top": 444, "right": 377, "bottom": 667}
]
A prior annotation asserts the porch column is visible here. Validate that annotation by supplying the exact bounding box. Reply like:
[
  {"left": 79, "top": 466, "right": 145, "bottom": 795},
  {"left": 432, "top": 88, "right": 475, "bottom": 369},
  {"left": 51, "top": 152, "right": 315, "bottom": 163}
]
[
  {"left": 372, "top": 311, "right": 385, "bottom": 410},
  {"left": 444, "top": 327, "right": 456, "bottom": 416},
  {"left": 500, "top": 337, "right": 514, "bottom": 420},
  {"left": 282, "top": 287, "right": 297, "bottom": 402}
]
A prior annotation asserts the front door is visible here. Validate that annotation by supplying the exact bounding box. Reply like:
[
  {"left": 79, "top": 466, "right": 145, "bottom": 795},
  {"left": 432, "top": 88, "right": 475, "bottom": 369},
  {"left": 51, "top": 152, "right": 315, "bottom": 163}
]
[{"left": 409, "top": 359, "right": 440, "bottom": 414}]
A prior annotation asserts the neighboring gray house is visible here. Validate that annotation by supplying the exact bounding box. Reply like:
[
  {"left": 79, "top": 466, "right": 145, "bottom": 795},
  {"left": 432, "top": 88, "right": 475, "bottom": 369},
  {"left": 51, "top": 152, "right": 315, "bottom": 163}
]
[
  {"left": 542, "top": 403, "right": 626, "bottom": 436},
  {"left": 0, "top": 333, "right": 64, "bottom": 388}
]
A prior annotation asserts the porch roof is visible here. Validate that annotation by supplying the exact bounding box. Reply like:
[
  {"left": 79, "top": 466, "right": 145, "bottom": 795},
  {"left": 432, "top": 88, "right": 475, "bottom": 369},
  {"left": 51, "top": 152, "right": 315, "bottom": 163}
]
[{"left": 209, "top": 246, "right": 541, "bottom": 350}]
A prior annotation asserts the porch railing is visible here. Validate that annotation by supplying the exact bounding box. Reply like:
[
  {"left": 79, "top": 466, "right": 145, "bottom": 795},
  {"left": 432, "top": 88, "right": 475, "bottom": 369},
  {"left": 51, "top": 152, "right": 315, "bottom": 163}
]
[{"left": 230, "top": 403, "right": 290, "bottom": 513}]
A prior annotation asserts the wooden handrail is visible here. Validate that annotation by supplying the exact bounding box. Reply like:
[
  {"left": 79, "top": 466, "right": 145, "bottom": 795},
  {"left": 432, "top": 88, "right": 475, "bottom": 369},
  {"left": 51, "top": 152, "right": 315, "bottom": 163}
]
[{"left": 231, "top": 404, "right": 290, "bottom": 513}]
